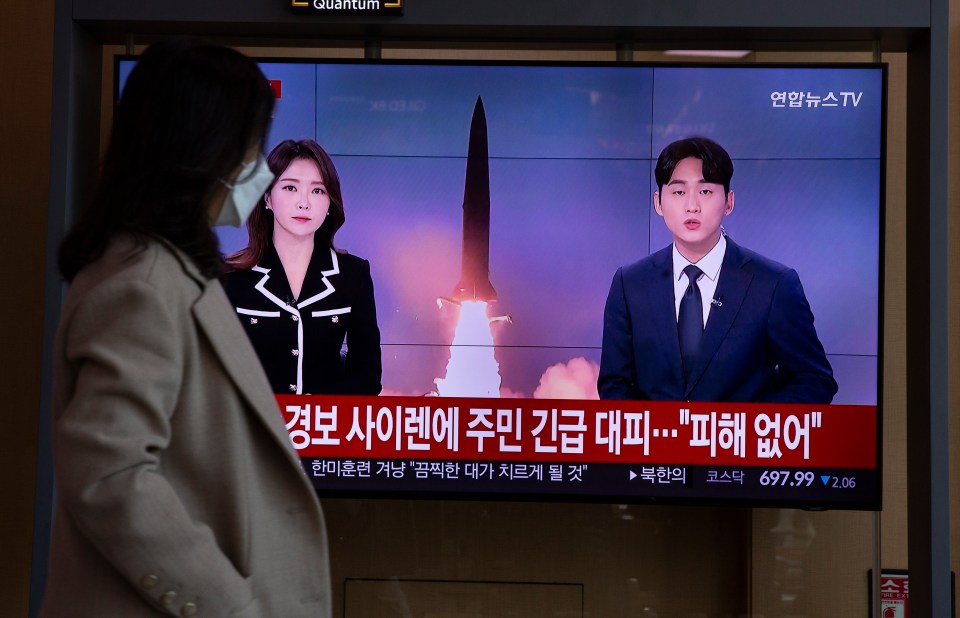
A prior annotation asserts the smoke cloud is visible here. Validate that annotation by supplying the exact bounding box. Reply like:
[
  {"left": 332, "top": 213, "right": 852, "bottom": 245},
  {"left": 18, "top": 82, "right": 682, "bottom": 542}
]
[{"left": 532, "top": 357, "right": 600, "bottom": 400}]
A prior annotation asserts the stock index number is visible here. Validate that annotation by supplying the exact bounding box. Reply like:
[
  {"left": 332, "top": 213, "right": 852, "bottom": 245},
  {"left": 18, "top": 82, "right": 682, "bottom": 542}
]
[
  {"left": 759, "top": 470, "right": 815, "bottom": 487},
  {"left": 758, "top": 470, "right": 857, "bottom": 489}
]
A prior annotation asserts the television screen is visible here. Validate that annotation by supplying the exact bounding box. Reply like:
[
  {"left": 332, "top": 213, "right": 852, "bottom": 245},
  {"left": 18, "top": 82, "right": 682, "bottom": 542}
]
[{"left": 119, "top": 58, "right": 885, "bottom": 509}]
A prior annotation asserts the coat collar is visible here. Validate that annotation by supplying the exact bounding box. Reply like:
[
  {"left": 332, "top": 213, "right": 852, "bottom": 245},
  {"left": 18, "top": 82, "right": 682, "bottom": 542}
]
[
  {"left": 646, "top": 246, "right": 687, "bottom": 390},
  {"left": 148, "top": 236, "right": 308, "bottom": 471},
  {"left": 683, "top": 238, "right": 753, "bottom": 397},
  {"left": 150, "top": 234, "right": 208, "bottom": 289},
  {"left": 191, "top": 283, "right": 308, "bottom": 470},
  {"left": 253, "top": 244, "right": 341, "bottom": 311}
]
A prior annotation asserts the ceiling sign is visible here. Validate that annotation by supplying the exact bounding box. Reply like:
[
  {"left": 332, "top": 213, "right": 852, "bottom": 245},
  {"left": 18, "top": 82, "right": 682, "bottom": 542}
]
[{"left": 290, "top": 0, "right": 403, "bottom": 15}]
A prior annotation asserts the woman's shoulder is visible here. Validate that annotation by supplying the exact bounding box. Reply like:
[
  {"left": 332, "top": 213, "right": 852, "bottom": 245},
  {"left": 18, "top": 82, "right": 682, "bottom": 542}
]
[
  {"left": 221, "top": 262, "right": 261, "bottom": 280},
  {"left": 219, "top": 263, "right": 266, "bottom": 302},
  {"left": 332, "top": 248, "right": 371, "bottom": 272},
  {"left": 64, "top": 234, "right": 206, "bottom": 322},
  {"left": 73, "top": 234, "right": 201, "bottom": 291}
]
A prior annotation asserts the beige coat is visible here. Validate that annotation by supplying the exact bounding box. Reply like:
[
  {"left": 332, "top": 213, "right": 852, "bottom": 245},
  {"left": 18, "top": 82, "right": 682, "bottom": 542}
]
[{"left": 40, "top": 235, "right": 331, "bottom": 618}]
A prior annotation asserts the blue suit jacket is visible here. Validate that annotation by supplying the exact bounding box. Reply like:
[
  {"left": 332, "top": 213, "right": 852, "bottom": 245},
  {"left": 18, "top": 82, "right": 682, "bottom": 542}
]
[{"left": 598, "top": 238, "right": 837, "bottom": 403}]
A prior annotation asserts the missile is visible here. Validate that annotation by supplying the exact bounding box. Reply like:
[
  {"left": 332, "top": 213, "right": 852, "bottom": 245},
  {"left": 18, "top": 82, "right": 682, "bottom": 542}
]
[{"left": 451, "top": 96, "right": 497, "bottom": 304}]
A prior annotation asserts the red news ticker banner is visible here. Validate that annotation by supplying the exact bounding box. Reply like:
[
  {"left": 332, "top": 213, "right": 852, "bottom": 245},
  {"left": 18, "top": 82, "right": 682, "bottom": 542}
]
[{"left": 276, "top": 395, "right": 877, "bottom": 469}]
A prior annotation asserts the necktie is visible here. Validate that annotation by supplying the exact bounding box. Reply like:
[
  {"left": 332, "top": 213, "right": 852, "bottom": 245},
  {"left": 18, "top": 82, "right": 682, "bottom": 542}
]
[{"left": 678, "top": 264, "right": 704, "bottom": 382}]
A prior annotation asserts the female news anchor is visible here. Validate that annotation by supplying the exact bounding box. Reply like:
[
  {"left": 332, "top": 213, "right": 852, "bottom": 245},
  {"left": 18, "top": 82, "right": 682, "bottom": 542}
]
[
  {"left": 41, "top": 39, "right": 332, "bottom": 617},
  {"left": 223, "top": 139, "right": 382, "bottom": 396}
]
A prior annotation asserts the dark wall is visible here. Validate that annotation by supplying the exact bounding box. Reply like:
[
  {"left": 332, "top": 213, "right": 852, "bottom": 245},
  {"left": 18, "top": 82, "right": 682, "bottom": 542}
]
[
  {"left": 0, "top": 0, "right": 54, "bottom": 615},
  {"left": 72, "top": 0, "right": 927, "bottom": 26},
  {"left": 71, "top": 0, "right": 926, "bottom": 50}
]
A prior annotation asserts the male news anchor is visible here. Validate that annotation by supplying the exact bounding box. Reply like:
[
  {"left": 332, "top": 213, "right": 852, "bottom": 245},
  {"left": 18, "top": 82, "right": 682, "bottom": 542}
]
[{"left": 598, "top": 136, "right": 837, "bottom": 404}]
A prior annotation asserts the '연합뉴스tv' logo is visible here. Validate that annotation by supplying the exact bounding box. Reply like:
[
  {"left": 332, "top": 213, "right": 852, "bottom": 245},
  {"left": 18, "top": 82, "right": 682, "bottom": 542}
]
[
  {"left": 770, "top": 90, "right": 863, "bottom": 108},
  {"left": 290, "top": 0, "right": 402, "bottom": 14}
]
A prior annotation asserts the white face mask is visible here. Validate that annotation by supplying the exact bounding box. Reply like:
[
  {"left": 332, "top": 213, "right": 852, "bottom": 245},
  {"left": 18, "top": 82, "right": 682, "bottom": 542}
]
[{"left": 214, "top": 155, "right": 274, "bottom": 227}]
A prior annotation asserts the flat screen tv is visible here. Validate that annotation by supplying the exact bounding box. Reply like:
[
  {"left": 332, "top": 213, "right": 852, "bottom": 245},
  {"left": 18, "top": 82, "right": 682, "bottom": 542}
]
[{"left": 118, "top": 57, "right": 885, "bottom": 509}]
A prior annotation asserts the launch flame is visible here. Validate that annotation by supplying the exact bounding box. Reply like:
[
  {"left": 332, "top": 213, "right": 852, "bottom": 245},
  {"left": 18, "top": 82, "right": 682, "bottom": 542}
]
[{"left": 434, "top": 301, "right": 501, "bottom": 397}]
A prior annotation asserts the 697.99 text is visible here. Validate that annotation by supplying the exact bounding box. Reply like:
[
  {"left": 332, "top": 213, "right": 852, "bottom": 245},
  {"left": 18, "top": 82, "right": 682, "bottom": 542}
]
[{"left": 759, "top": 470, "right": 815, "bottom": 487}]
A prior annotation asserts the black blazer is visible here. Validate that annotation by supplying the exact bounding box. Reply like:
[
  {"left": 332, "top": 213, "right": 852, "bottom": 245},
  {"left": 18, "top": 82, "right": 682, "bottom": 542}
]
[
  {"left": 223, "top": 245, "right": 382, "bottom": 395},
  {"left": 598, "top": 238, "right": 837, "bottom": 404}
]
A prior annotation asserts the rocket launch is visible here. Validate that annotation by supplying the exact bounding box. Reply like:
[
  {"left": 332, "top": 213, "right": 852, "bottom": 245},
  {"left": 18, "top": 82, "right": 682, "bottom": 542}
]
[
  {"left": 434, "top": 95, "right": 509, "bottom": 398},
  {"left": 451, "top": 96, "right": 497, "bottom": 303}
]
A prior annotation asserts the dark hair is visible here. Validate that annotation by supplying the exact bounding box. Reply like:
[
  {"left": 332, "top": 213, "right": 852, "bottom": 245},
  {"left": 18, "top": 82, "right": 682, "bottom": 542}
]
[
  {"left": 226, "top": 139, "right": 346, "bottom": 270},
  {"left": 654, "top": 136, "right": 734, "bottom": 194},
  {"left": 59, "top": 37, "right": 275, "bottom": 281}
]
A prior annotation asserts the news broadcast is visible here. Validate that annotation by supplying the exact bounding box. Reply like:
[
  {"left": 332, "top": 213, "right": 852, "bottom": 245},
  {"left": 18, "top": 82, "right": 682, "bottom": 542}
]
[{"left": 119, "top": 59, "right": 885, "bottom": 509}]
